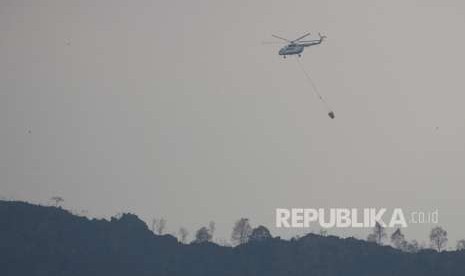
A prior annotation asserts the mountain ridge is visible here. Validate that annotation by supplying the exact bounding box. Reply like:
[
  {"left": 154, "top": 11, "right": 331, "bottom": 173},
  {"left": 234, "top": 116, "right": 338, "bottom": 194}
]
[{"left": 1, "top": 200, "right": 464, "bottom": 276}]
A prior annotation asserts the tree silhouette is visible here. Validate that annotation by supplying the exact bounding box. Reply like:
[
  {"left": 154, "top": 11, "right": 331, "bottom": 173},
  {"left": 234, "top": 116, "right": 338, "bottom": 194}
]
[
  {"left": 178, "top": 227, "right": 189, "bottom": 244},
  {"left": 249, "top": 225, "right": 272, "bottom": 242},
  {"left": 456, "top": 239, "right": 465, "bottom": 251},
  {"left": 152, "top": 218, "right": 167, "bottom": 235},
  {"left": 50, "top": 196, "right": 64, "bottom": 207},
  {"left": 319, "top": 229, "right": 328, "bottom": 237},
  {"left": 404, "top": 240, "right": 420, "bottom": 253},
  {"left": 391, "top": 228, "right": 406, "bottom": 250},
  {"left": 430, "top": 226, "right": 448, "bottom": 252},
  {"left": 193, "top": 226, "right": 212, "bottom": 243},
  {"left": 367, "top": 222, "right": 386, "bottom": 245},
  {"left": 208, "top": 221, "right": 216, "bottom": 238},
  {"left": 231, "top": 218, "right": 252, "bottom": 245}
]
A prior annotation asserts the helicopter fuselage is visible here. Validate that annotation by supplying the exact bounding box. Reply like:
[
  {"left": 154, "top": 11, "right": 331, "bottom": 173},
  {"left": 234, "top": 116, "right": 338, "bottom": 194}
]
[{"left": 279, "top": 43, "right": 305, "bottom": 56}]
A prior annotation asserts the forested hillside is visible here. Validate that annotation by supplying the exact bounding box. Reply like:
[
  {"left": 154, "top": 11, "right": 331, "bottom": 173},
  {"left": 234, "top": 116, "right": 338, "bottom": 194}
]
[{"left": 1, "top": 200, "right": 465, "bottom": 276}]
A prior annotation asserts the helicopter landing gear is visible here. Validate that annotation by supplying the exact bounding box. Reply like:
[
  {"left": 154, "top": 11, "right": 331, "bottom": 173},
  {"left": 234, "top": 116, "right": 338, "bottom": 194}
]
[
  {"left": 298, "top": 54, "right": 302, "bottom": 58},
  {"left": 283, "top": 55, "right": 286, "bottom": 59}
]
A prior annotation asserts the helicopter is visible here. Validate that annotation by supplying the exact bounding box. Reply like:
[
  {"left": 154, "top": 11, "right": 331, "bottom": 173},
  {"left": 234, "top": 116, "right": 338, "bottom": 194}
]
[{"left": 270, "top": 32, "right": 326, "bottom": 58}]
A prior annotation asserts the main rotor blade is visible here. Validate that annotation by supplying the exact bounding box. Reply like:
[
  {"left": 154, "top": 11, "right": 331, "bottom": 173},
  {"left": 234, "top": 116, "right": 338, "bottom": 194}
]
[
  {"left": 261, "top": 40, "right": 286, "bottom": 44},
  {"left": 298, "top": 40, "right": 320, "bottom": 43},
  {"left": 272, "top": 34, "right": 291, "bottom": 42},
  {"left": 292, "top": 32, "right": 311, "bottom": 42}
]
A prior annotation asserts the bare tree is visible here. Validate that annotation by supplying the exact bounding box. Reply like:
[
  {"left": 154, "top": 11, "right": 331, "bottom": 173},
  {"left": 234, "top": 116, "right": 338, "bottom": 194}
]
[
  {"left": 208, "top": 221, "right": 216, "bottom": 238},
  {"left": 151, "top": 218, "right": 167, "bottom": 235},
  {"left": 231, "top": 218, "right": 252, "bottom": 245},
  {"left": 178, "top": 227, "right": 189, "bottom": 244},
  {"left": 391, "top": 228, "right": 406, "bottom": 250},
  {"left": 456, "top": 239, "right": 465, "bottom": 251},
  {"left": 367, "top": 222, "right": 386, "bottom": 245},
  {"left": 193, "top": 226, "right": 212, "bottom": 243},
  {"left": 50, "top": 196, "right": 64, "bottom": 207},
  {"left": 430, "top": 226, "right": 448, "bottom": 252}
]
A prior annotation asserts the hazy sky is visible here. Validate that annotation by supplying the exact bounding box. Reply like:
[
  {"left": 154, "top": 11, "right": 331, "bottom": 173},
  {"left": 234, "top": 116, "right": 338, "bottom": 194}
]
[{"left": 2, "top": 0, "right": 465, "bottom": 246}]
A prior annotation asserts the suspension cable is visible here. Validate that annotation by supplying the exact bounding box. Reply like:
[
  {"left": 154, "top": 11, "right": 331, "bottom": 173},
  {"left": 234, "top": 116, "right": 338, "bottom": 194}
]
[{"left": 295, "top": 57, "right": 335, "bottom": 119}]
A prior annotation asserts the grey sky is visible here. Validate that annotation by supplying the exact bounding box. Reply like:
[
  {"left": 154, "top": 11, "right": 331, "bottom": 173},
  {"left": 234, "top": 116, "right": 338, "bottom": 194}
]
[{"left": 2, "top": 0, "right": 465, "bottom": 246}]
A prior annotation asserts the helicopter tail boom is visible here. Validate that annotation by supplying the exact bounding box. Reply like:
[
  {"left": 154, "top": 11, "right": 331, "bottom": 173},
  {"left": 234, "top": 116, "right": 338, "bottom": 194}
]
[{"left": 300, "top": 33, "right": 326, "bottom": 47}]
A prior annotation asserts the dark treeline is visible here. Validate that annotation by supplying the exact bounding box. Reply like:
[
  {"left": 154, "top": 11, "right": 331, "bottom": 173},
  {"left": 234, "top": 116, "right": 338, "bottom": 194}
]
[{"left": 2, "top": 200, "right": 465, "bottom": 276}]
